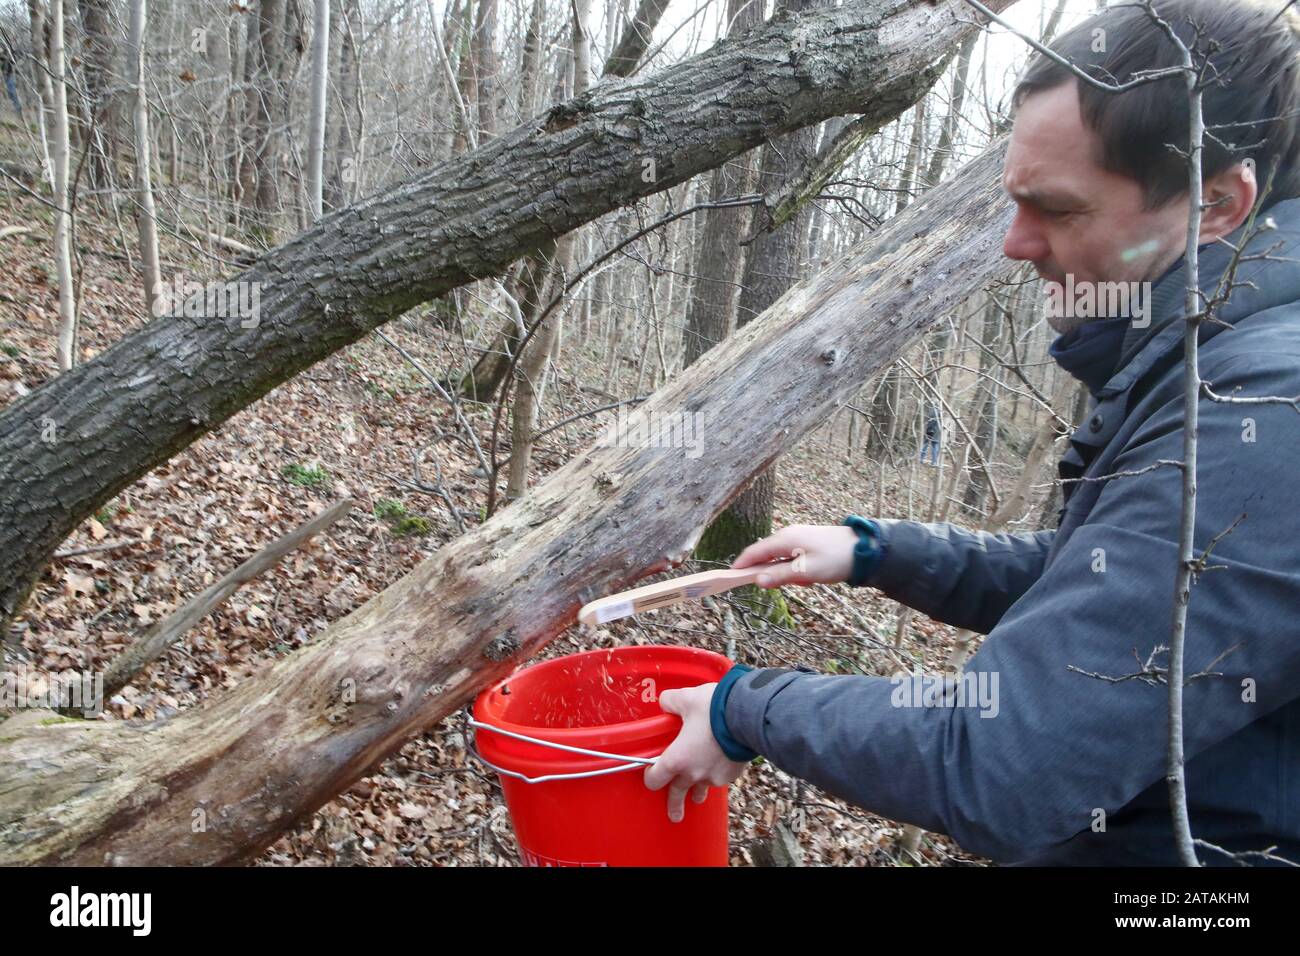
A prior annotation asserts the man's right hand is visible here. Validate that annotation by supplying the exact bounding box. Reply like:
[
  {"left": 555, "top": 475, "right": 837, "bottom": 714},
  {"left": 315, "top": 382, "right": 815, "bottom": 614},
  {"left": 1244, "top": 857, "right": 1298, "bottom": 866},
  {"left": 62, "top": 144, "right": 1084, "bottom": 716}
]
[{"left": 732, "top": 524, "right": 859, "bottom": 588}]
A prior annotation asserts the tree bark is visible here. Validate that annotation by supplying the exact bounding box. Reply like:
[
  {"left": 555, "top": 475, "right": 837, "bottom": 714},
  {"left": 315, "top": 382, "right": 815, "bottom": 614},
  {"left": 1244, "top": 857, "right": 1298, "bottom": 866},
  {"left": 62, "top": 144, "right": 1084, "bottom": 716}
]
[
  {"left": 571, "top": 0, "right": 592, "bottom": 98},
  {"left": 961, "top": 295, "right": 1004, "bottom": 517},
  {"left": 238, "top": 0, "right": 304, "bottom": 240},
  {"left": 238, "top": 0, "right": 285, "bottom": 240},
  {"left": 459, "top": 249, "right": 551, "bottom": 400},
  {"left": 26, "top": 0, "right": 55, "bottom": 186},
  {"left": 696, "top": 0, "right": 824, "bottom": 563},
  {"left": 0, "top": 0, "right": 1014, "bottom": 634},
  {"left": 452, "top": 0, "right": 556, "bottom": 401},
  {"left": 49, "top": 0, "right": 76, "bottom": 371},
  {"left": 77, "top": 0, "right": 116, "bottom": 195},
  {"left": 449, "top": 0, "right": 477, "bottom": 154},
  {"left": 678, "top": 0, "right": 763, "bottom": 368},
  {"left": 0, "top": 138, "right": 1015, "bottom": 866},
  {"left": 306, "top": 0, "right": 331, "bottom": 221},
  {"left": 986, "top": 372, "right": 1072, "bottom": 532},
  {"left": 277, "top": 0, "right": 307, "bottom": 221},
  {"left": 323, "top": 0, "right": 360, "bottom": 209},
  {"left": 506, "top": 8, "right": 587, "bottom": 501},
  {"left": 922, "top": 31, "right": 975, "bottom": 188},
  {"left": 470, "top": 0, "right": 500, "bottom": 139},
  {"left": 604, "top": 0, "right": 671, "bottom": 78},
  {"left": 519, "top": 0, "right": 546, "bottom": 118},
  {"left": 505, "top": 250, "right": 566, "bottom": 501},
  {"left": 128, "top": 0, "right": 162, "bottom": 317},
  {"left": 866, "top": 365, "right": 901, "bottom": 456}
]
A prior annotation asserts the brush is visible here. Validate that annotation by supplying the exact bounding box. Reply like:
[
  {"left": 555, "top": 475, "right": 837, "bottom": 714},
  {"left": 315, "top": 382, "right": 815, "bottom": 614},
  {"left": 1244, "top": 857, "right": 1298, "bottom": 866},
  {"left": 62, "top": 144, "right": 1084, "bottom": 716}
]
[{"left": 578, "top": 558, "right": 796, "bottom": 628}]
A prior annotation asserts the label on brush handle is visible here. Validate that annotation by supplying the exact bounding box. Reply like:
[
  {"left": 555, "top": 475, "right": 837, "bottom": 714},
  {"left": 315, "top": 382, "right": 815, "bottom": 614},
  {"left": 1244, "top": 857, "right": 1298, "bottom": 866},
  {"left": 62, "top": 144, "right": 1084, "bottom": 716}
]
[{"left": 595, "top": 600, "right": 634, "bottom": 623}]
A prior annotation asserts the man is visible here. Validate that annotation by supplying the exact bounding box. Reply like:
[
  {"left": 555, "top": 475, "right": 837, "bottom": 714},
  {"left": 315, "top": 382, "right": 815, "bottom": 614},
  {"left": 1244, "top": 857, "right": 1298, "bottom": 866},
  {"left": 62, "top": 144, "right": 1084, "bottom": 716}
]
[
  {"left": 1, "top": 46, "right": 21, "bottom": 119},
  {"left": 646, "top": 0, "right": 1300, "bottom": 865},
  {"left": 919, "top": 403, "right": 941, "bottom": 466}
]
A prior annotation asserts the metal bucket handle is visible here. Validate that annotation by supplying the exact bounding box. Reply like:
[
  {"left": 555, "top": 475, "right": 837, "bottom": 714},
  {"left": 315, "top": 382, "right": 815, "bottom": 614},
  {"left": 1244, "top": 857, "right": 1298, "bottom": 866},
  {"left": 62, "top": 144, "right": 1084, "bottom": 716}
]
[{"left": 465, "top": 707, "right": 663, "bottom": 784}]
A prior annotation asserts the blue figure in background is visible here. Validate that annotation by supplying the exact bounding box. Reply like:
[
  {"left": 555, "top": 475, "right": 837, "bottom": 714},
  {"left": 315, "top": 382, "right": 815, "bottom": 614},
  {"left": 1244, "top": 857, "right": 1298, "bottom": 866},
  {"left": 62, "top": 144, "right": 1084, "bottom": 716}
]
[
  {"left": 2, "top": 47, "right": 23, "bottom": 119},
  {"left": 919, "top": 403, "right": 941, "bottom": 465}
]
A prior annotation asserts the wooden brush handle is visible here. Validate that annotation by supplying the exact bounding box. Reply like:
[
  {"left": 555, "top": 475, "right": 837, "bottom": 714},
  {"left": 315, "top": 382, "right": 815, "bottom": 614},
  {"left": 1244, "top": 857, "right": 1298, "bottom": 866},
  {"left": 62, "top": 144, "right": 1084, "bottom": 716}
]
[{"left": 578, "top": 563, "right": 786, "bottom": 628}]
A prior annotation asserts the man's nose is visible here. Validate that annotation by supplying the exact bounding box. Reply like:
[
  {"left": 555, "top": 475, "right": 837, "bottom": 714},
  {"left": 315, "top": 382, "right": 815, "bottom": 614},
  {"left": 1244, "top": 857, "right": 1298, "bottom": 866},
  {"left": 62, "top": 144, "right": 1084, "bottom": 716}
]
[{"left": 1002, "top": 207, "right": 1050, "bottom": 263}]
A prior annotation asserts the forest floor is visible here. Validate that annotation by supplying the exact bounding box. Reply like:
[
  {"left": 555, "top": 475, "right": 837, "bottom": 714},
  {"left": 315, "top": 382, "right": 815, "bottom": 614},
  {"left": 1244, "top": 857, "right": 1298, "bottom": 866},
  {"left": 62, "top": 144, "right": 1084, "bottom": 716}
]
[{"left": 0, "top": 114, "right": 1035, "bottom": 866}]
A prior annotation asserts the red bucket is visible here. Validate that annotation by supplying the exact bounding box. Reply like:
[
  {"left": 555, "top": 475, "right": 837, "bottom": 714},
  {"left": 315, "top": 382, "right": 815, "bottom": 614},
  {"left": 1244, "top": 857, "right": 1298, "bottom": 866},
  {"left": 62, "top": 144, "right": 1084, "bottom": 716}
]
[{"left": 471, "top": 644, "right": 734, "bottom": 867}]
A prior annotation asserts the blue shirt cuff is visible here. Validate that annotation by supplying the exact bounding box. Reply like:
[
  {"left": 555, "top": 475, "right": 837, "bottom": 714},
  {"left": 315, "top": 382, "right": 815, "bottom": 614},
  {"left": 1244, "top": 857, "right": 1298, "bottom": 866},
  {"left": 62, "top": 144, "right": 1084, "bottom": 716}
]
[
  {"left": 842, "top": 515, "right": 885, "bottom": 587},
  {"left": 710, "top": 664, "right": 759, "bottom": 762}
]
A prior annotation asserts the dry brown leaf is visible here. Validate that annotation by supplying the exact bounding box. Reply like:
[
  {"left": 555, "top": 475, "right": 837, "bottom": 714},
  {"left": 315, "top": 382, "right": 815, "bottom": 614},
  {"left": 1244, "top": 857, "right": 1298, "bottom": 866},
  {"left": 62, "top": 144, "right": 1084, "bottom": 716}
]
[
  {"left": 397, "top": 802, "right": 428, "bottom": 821},
  {"left": 62, "top": 570, "right": 94, "bottom": 598}
]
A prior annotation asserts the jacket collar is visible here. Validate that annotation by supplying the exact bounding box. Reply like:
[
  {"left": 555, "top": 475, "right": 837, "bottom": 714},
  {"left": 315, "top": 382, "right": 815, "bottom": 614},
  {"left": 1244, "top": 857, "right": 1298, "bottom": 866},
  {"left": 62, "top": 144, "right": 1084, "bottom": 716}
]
[{"left": 1049, "top": 318, "right": 1130, "bottom": 396}]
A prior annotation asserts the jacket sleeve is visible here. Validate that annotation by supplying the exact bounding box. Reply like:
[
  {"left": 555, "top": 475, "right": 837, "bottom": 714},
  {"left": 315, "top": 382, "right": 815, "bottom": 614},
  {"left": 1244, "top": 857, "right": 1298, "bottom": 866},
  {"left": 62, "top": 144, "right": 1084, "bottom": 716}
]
[
  {"left": 725, "top": 351, "right": 1300, "bottom": 863},
  {"left": 865, "top": 518, "right": 1055, "bottom": 635}
]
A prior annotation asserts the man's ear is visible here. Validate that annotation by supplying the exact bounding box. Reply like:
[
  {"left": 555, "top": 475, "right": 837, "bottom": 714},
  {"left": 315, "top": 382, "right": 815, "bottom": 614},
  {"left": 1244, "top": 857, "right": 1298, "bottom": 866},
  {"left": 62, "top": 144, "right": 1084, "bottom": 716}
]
[{"left": 1198, "top": 162, "right": 1260, "bottom": 244}]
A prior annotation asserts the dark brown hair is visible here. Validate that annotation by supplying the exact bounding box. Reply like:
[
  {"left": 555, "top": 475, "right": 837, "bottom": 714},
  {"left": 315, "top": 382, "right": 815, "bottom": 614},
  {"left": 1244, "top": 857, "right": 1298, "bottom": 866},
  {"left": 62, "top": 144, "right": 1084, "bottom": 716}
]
[{"left": 1013, "top": 0, "right": 1300, "bottom": 209}]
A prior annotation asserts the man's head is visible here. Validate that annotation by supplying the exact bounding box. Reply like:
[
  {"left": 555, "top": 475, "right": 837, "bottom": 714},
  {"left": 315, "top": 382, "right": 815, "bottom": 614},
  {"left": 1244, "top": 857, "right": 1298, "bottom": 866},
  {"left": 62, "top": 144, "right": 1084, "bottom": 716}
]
[{"left": 1003, "top": 0, "right": 1300, "bottom": 332}]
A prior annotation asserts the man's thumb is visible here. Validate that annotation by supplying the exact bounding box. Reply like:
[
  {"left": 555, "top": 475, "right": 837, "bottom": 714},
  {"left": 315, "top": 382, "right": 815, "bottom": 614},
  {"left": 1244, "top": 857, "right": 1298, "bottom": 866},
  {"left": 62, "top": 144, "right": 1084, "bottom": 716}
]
[
  {"left": 755, "top": 562, "right": 795, "bottom": 589},
  {"left": 657, "top": 688, "right": 682, "bottom": 715}
]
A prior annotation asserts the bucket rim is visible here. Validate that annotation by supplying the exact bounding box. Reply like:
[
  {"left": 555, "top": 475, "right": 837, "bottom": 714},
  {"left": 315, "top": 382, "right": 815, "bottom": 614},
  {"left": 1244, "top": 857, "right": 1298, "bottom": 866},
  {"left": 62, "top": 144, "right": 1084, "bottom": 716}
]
[{"left": 472, "top": 643, "right": 732, "bottom": 746}]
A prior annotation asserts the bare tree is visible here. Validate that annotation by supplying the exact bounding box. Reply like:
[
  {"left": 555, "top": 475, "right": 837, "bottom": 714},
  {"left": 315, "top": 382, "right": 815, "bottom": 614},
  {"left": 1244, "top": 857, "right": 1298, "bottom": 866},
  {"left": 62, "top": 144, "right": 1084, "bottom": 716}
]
[
  {"left": 49, "top": 0, "right": 76, "bottom": 370},
  {"left": 76, "top": 0, "right": 116, "bottom": 195},
  {"left": 127, "top": 0, "right": 160, "bottom": 317},
  {"left": 306, "top": 0, "right": 330, "bottom": 220},
  {"left": 505, "top": 0, "right": 590, "bottom": 501}
]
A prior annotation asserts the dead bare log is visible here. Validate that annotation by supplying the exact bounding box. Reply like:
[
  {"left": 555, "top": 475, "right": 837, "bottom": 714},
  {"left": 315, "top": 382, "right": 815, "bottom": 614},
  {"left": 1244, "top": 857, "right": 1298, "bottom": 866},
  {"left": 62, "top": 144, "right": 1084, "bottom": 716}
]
[
  {"left": 0, "top": 138, "right": 1013, "bottom": 865},
  {"left": 205, "top": 232, "right": 258, "bottom": 257},
  {"left": 101, "top": 499, "right": 355, "bottom": 698},
  {"left": 52, "top": 539, "right": 139, "bottom": 559}
]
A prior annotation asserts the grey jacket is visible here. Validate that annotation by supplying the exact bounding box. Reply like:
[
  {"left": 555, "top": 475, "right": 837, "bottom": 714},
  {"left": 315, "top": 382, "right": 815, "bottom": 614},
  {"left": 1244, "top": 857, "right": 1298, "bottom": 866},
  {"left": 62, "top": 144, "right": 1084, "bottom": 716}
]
[{"left": 724, "top": 199, "right": 1300, "bottom": 865}]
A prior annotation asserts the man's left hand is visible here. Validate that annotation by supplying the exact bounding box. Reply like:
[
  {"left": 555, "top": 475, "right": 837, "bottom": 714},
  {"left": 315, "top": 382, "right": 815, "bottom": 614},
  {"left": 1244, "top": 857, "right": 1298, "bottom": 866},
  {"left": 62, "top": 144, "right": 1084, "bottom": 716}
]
[{"left": 644, "top": 683, "right": 750, "bottom": 822}]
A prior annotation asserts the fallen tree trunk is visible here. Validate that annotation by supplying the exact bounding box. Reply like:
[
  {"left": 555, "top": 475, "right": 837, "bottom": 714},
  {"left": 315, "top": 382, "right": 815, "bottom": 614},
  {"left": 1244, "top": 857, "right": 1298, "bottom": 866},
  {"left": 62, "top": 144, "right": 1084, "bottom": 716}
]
[
  {"left": 0, "top": 0, "right": 1012, "bottom": 631},
  {"left": 0, "top": 138, "right": 1014, "bottom": 865}
]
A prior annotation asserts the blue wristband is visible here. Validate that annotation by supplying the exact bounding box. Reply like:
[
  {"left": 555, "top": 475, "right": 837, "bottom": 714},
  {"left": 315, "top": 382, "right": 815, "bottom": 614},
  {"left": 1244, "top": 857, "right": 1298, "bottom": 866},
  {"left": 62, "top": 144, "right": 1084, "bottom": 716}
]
[
  {"left": 842, "top": 515, "right": 884, "bottom": 587},
  {"left": 709, "top": 664, "right": 758, "bottom": 762}
]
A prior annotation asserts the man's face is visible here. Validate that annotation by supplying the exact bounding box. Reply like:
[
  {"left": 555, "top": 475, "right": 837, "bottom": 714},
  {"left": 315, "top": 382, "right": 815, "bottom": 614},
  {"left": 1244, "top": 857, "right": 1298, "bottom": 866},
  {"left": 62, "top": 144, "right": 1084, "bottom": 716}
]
[{"left": 1002, "top": 83, "right": 1190, "bottom": 333}]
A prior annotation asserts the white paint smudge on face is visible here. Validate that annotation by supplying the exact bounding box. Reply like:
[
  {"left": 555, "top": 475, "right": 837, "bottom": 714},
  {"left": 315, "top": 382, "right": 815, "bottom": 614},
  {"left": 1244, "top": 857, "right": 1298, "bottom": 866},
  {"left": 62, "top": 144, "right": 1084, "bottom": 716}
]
[{"left": 1120, "top": 238, "right": 1161, "bottom": 263}]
